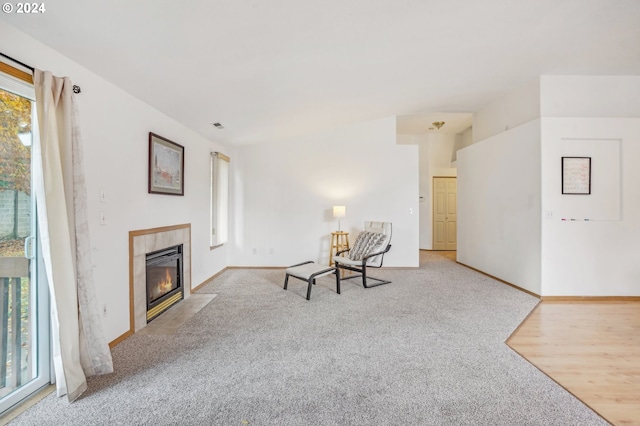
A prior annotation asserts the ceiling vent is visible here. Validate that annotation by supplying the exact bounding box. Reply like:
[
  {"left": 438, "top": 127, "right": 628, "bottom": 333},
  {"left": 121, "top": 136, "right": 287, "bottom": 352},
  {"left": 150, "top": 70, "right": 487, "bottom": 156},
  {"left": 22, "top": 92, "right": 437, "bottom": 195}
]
[{"left": 211, "top": 122, "right": 224, "bottom": 129}]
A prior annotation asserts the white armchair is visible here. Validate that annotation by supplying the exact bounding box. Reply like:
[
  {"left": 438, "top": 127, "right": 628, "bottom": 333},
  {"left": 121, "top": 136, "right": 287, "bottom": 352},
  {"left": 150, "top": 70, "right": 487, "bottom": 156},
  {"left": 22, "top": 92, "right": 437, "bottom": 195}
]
[{"left": 333, "top": 221, "right": 392, "bottom": 288}]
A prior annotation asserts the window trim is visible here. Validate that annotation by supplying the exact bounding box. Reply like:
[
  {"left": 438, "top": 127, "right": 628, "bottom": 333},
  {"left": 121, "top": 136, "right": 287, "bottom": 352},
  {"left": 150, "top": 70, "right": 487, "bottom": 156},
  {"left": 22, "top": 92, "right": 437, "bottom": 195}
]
[
  {"left": 0, "top": 62, "right": 34, "bottom": 101},
  {"left": 0, "top": 65, "right": 51, "bottom": 416},
  {"left": 210, "top": 152, "right": 230, "bottom": 248},
  {"left": 0, "top": 61, "right": 33, "bottom": 84}
]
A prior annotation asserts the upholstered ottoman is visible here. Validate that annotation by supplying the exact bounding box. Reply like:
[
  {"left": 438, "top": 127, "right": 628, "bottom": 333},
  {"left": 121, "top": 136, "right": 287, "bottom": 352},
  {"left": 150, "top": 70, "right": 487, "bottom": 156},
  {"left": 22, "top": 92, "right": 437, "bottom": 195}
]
[{"left": 283, "top": 261, "right": 340, "bottom": 300}]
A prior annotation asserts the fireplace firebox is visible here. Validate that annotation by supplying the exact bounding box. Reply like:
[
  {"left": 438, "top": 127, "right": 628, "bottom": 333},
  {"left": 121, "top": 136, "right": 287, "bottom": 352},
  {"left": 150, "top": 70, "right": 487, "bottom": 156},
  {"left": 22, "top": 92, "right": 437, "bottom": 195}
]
[{"left": 145, "top": 244, "right": 183, "bottom": 322}]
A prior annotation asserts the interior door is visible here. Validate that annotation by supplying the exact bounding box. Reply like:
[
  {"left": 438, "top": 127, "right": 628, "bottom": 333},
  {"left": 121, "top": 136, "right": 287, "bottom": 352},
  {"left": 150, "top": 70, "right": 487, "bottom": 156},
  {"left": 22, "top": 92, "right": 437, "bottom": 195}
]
[
  {"left": 0, "top": 71, "right": 51, "bottom": 415},
  {"left": 433, "top": 177, "right": 457, "bottom": 250}
]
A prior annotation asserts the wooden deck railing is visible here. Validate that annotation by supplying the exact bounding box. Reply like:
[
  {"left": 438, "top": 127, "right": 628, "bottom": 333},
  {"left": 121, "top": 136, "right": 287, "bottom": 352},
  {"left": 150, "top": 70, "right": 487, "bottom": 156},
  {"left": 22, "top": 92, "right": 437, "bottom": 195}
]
[{"left": 0, "top": 257, "right": 29, "bottom": 394}]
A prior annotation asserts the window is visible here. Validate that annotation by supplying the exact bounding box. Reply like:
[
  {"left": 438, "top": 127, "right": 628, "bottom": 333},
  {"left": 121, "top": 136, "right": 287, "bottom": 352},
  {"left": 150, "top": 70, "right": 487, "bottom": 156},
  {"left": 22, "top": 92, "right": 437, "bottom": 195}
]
[
  {"left": 0, "top": 60, "right": 51, "bottom": 415},
  {"left": 210, "top": 152, "right": 230, "bottom": 246}
]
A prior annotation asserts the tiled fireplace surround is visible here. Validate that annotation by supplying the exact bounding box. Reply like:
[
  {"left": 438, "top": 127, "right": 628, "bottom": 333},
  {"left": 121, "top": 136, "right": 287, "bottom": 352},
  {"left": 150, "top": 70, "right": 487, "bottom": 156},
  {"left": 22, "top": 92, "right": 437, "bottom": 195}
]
[{"left": 129, "top": 224, "right": 192, "bottom": 332}]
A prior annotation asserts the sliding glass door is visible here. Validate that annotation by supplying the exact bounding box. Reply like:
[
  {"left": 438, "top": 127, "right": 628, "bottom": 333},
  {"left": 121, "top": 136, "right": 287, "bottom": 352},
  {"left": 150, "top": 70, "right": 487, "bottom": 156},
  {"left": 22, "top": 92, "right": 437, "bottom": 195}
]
[{"left": 0, "top": 73, "right": 50, "bottom": 415}]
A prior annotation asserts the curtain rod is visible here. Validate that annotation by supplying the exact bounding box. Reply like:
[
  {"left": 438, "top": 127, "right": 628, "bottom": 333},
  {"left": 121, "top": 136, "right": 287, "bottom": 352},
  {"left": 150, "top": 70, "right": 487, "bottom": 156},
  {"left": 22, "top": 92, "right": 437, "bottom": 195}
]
[
  {"left": 0, "top": 51, "right": 82, "bottom": 94},
  {"left": 0, "top": 51, "right": 34, "bottom": 71}
]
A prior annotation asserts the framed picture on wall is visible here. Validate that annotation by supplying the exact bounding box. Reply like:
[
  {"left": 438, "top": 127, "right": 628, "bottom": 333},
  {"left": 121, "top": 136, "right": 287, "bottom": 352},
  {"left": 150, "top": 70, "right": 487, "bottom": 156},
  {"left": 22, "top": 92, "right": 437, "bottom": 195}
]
[
  {"left": 148, "top": 132, "right": 184, "bottom": 195},
  {"left": 561, "top": 157, "right": 591, "bottom": 195}
]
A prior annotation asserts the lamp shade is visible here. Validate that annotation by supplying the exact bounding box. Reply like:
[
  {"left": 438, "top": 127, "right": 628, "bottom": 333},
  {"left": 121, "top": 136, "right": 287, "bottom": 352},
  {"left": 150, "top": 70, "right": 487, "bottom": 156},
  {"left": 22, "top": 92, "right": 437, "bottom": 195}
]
[{"left": 333, "top": 205, "right": 346, "bottom": 218}]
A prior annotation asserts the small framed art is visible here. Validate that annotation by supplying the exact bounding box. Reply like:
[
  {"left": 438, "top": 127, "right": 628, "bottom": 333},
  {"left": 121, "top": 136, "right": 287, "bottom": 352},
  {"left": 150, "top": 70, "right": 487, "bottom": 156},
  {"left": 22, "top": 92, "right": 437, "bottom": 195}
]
[
  {"left": 561, "top": 157, "right": 591, "bottom": 195},
  {"left": 148, "top": 132, "right": 184, "bottom": 195}
]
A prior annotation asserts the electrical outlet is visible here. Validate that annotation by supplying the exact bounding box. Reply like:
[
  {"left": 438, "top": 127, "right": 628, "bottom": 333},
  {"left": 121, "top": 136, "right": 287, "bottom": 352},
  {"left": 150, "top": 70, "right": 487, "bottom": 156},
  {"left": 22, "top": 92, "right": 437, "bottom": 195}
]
[
  {"left": 99, "top": 211, "right": 106, "bottom": 225},
  {"left": 99, "top": 188, "right": 107, "bottom": 203},
  {"left": 102, "top": 304, "right": 107, "bottom": 317}
]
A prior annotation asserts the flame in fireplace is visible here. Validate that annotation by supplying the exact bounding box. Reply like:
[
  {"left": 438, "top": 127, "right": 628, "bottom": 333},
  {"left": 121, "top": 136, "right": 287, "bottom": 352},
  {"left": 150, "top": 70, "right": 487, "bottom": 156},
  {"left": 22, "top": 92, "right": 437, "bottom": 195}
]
[{"left": 152, "top": 268, "right": 174, "bottom": 299}]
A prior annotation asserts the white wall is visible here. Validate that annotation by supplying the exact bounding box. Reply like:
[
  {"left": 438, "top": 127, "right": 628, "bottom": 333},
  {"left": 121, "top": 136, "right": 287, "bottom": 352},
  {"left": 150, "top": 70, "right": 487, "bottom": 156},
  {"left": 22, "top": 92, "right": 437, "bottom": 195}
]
[
  {"left": 452, "top": 126, "right": 473, "bottom": 164},
  {"left": 473, "top": 78, "right": 540, "bottom": 143},
  {"left": 541, "top": 75, "right": 640, "bottom": 118},
  {"left": 464, "top": 75, "right": 640, "bottom": 297},
  {"left": 396, "top": 134, "right": 417, "bottom": 145},
  {"left": 417, "top": 133, "right": 457, "bottom": 249},
  {"left": 541, "top": 117, "right": 640, "bottom": 296},
  {"left": 540, "top": 75, "right": 640, "bottom": 296},
  {"left": 231, "top": 117, "right": 419, "bottom": 267},
  {"left": 540, "top": 76, "right": 640, "bottom": 296},
  {"left": 1, "top": 22, "right": 231, "bottom": 343},
  {"left": 457, "top": 120, "right": 542, "bottom": 295}
]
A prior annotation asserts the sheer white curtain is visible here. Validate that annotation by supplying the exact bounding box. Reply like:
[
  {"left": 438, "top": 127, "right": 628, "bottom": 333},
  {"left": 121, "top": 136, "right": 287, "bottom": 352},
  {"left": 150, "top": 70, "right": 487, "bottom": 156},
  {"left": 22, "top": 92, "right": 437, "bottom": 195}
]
[{"left": 33, "top": 70, "right": 113, "bottom": 402}]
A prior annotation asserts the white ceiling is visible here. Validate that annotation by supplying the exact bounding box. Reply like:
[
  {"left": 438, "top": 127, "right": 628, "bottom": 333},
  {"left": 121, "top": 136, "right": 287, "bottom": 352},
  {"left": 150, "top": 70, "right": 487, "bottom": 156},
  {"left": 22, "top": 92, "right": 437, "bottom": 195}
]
[
  {"left": 396, "top": 113, "right": 473, "bottom": 135},
  {"left": 3, "top": 0, "right": 639, "bottom": 145}
]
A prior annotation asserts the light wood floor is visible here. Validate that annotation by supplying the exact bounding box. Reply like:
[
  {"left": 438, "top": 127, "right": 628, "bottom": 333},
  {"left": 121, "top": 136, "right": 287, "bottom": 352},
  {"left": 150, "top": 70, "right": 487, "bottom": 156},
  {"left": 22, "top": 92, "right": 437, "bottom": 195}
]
[{"left": 507, "top": 302, "right": 640, "bottom": 426}]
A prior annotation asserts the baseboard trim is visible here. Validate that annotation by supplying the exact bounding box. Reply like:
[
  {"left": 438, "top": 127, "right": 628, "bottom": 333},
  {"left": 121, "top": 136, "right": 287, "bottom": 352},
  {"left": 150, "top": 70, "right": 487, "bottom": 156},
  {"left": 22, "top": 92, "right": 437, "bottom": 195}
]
[
  {"left": 456, "top": 261, "right": 540, "bottom": 299},
  {"left": 0, "top": 384, "right": 55, "bottom": 424},
  {"left": 109, "top": 330, "right": 133, "bottom": 349},
  {"left": 380, "top": 267, "right": 420, "bottom": 270},
  {"left": 109, "top": 260, "right": 556, "bottom": 348},
  {"left": 454, "top": 263, "right": 639, "bottom": 301},
  {"left": 227, "top": 266, "right": 287, "bottom": 269},
  {"left": 191, "top": 267, "right": 228, "bottom": 293},
  {"left": 226, "top": 265, "right": 417, "bottom": 270},
  {"left": 541, "top": 296, "right": 640, "bottom": 302}
]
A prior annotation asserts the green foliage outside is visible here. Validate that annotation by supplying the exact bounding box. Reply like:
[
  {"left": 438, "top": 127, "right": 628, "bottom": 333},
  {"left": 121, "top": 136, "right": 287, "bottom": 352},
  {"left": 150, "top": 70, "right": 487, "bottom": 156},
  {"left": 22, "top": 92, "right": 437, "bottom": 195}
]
[
  {"left": 0, "top": 240, "right": 23, "bottom": 257},
  {"left": 0, "top": 89, "right": 31, "bottom": 194},
  {"left": 2, "top": 276, "right": 30, "bottom": 387},
  {"left": 1, "top": 88, "right": 32, "bottom": 388},
  {"left": 1, "top": 88, "right": 31, "bottom": 252}
]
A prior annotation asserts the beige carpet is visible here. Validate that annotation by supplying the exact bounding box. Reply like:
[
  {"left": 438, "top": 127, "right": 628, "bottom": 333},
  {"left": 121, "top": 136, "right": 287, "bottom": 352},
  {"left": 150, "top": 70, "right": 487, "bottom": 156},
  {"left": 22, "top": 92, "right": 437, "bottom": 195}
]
[{"left": 7, "top": 251, "right": 607, "bottom": 425}]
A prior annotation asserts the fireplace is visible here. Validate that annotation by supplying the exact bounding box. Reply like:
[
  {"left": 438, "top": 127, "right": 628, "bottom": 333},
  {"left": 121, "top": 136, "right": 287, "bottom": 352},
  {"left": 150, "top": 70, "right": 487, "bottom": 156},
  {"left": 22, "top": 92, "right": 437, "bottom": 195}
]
[{"left": 146, "top": 244, "right": 183, "bottom": 322}]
